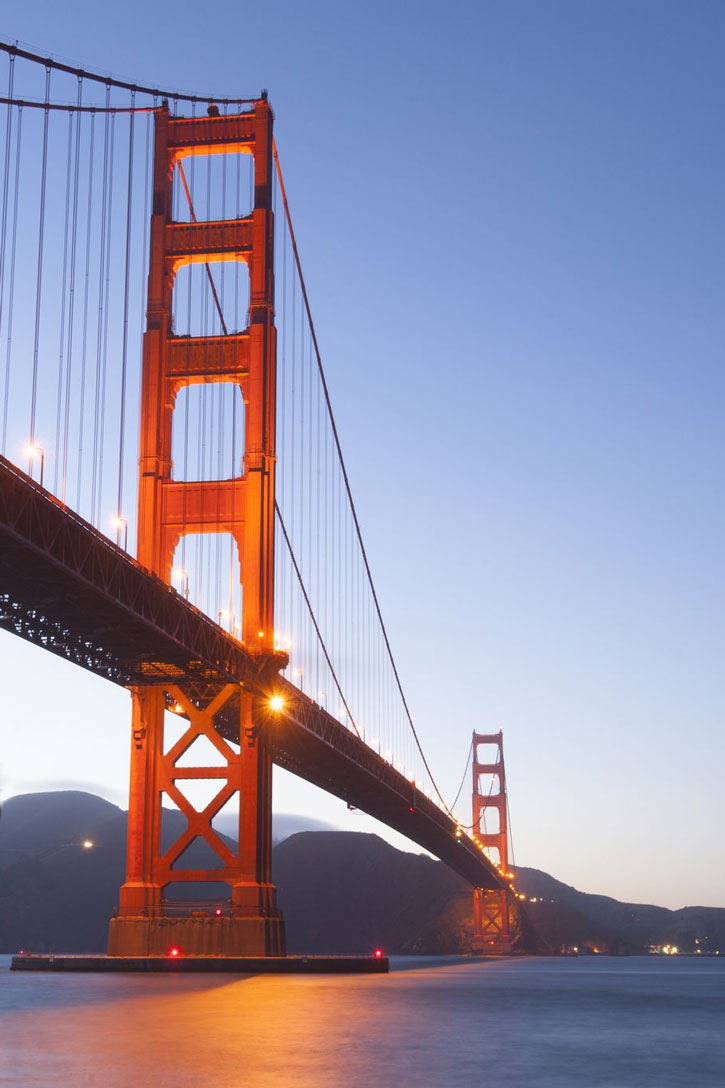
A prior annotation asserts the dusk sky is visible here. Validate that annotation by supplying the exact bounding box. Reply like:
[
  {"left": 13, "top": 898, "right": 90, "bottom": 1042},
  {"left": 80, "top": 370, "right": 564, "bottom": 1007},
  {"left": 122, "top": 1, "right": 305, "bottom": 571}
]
[{"left": 1, "top": 1, "right": 723, "bottom": 910}]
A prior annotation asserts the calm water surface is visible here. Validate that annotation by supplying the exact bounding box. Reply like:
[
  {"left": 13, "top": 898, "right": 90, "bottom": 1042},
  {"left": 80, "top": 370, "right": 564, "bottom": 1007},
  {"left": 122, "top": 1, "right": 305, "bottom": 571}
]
[{"left": 1, "top": 955, "right": 723, "bottom": 1086}]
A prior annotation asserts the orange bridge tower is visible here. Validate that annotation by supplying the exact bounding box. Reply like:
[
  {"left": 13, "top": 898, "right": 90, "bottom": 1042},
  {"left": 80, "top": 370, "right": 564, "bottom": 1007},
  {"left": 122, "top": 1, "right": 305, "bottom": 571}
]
[
  {"left": 472, "top": 731, "right": 514, "bottom": 954},
  {"left": 108, "top": 98, "right": 285, "bottom": 956}
]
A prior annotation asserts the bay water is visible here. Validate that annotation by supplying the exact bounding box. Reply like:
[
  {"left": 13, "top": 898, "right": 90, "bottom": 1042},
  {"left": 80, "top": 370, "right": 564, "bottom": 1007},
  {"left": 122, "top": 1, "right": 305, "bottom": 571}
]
[{"left": 1, "top": 955, "right": 723, "bottom": 1086}]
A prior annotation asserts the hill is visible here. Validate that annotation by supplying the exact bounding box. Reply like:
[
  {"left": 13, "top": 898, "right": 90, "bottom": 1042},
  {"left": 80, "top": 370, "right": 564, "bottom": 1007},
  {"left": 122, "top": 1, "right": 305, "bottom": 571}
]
[{"left": 1, "top": 791, "right": 723, "bottom": 956}]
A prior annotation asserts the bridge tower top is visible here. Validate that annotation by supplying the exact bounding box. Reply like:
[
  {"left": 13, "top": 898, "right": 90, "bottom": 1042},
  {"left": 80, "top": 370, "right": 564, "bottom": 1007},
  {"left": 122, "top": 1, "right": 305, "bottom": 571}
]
[{"left": 138, "top": 97, "right": 276, "bottom": 651}]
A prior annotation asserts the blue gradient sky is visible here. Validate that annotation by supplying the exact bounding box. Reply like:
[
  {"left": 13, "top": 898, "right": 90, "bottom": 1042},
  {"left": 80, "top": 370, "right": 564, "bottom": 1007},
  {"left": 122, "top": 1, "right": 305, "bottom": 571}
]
[{"left": 1, "top": 1, "right": 723, "bottom": 908}]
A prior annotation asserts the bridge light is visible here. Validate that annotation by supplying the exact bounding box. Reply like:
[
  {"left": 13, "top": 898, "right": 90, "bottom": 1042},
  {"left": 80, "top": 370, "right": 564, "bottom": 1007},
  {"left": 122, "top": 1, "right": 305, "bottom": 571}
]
[
  {"left": 373, "top": 948, "right": 384, "bottom": 959},
  {"left": 24, "top": 443, "right": 45, "bottom": 487},
  {"left": 82, "top": 840, "right": 94, "bottom": 849},
  {"left": 171, "top": 567, "right": 190, "bottom": 598},
  {"left": 111, "top": 514, "right": 128, "bottom": 550},
  {"left": 269, "top": 694, "right": 285, "bottom": 712},
  {"left": 168, "top": 945, "right": 181, "bottom": 958}
]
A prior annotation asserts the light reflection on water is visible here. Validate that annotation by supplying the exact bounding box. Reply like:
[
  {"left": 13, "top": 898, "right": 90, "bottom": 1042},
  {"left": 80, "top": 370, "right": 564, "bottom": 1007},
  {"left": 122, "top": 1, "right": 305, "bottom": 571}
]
[{"left": 1, "top": 955, "right": 724, "bottom": 1086}]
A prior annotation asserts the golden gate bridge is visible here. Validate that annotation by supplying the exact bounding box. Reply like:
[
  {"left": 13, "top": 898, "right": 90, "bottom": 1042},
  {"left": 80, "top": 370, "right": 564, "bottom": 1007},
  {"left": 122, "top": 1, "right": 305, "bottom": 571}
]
[{"left": 0, "top": 40, "right": 517, "bottom": 960}]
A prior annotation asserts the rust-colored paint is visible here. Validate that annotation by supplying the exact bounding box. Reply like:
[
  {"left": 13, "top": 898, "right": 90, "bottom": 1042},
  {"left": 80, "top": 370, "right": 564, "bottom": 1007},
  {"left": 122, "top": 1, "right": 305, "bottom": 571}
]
[
  {"left": 472, "top": 731, "right": 514, "bottom": 954},
  {"left": 110, "top": 100, "right": 284, "bottom": 957}
]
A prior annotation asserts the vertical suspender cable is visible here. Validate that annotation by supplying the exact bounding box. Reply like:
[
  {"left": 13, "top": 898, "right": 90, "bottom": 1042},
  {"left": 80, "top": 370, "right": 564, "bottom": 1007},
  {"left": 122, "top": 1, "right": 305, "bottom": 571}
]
[
  {"left": 29, "top": 66, "right": 51, "bottom": 453},
  {"left": 53, "top": 109, "right": 74, "bottom": 492},
  {"left": 61, "top": 76, "right": 84, "bottom": 503},
  {"left": 0, "top": 54, "right": 15, "bottom": 374},
  {"left": 116, "top": 90, "right": 135, "bottom": 524},
  {"left": 91, "top": 84, "right": 111, "bottom": 524},
  {"left": 131, "top": 105, "right": 152, "bottom": 544},
  {"left": 97, "top": 109, "right": 116, "bottom": 521},
  {"left": 76, "top": 109, "right": 96, "bottom": 510},
  {"left": 2, "top": 104, "right": 21, "bottom": 454}
]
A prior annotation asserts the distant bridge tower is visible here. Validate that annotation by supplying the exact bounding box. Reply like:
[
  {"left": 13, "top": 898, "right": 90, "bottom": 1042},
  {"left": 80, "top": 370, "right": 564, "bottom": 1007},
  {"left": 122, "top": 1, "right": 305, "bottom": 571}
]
[
  {"left": 472, "top": 731, "right": 514, "bottom": 954},
  {"left": 108, "top": 98, "right": 285, "bottom": 956}
]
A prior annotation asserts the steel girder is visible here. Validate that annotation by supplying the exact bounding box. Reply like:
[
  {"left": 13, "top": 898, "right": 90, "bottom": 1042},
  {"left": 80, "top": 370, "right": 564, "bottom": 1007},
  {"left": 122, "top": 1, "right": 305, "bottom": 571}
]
[{"left": 0, "top": 456, "right": 281, "bottom": 689}]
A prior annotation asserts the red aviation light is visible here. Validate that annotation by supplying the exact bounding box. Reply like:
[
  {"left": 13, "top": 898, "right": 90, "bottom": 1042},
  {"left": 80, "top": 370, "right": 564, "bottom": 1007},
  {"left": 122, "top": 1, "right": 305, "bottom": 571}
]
[
  {"left": 373, "top": 948, "right": 384, "bottom": 959},
  {"left": 168, "top": 945, "right": 182, "bottom": 958}
]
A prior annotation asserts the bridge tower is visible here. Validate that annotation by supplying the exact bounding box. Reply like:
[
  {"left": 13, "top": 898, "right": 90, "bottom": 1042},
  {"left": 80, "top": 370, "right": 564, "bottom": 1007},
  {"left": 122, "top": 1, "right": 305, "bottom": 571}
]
[
  {"left": 108, "top": 98, "right": 285, "bottom": 956},
  {"left": 472, "top": 731, "right": 514, "bottom": 954}
]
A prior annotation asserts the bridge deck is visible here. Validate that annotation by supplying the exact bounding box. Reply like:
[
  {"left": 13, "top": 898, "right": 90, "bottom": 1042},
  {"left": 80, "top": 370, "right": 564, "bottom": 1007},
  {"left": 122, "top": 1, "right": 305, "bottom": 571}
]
[{"left": 0, "top": 456, "right": 503, "bottom": 892}]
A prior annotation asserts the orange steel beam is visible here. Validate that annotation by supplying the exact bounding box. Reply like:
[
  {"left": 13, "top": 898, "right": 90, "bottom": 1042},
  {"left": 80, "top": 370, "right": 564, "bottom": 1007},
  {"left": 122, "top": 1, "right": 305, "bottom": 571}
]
[
  {"left": 472, "top": 730, "right": 514, "bottom": 953},
  {"left": 111, "top": 98, "right": 284, "bottom": 957},
  {"left": 166, "top": 333, "right": 249, "bottom": 387}
]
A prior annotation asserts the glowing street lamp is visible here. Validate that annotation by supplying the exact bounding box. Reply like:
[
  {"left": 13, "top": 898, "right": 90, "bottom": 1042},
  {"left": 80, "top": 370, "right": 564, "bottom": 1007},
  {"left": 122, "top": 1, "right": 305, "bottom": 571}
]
[
  {"left": 111, "top": 515, "right": 128, "bottom": 551},
  {"left": 25, "top": 443, "right": 45, "bottom": 488},
  {"left": 218, "top": 609, "right": 237, "bottom": 634},
  {"left": 82, "top": 840, "right": 94, "bottom": 850},
  {"left": 171, "top": 566, "right": 190, "bottom": 598}
]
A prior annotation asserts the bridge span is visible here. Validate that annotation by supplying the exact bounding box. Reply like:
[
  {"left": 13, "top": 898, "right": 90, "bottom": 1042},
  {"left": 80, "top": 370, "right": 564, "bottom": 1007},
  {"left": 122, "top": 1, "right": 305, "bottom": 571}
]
[{"left": 0, "top": 455, "right": 504, "bottom": 893}]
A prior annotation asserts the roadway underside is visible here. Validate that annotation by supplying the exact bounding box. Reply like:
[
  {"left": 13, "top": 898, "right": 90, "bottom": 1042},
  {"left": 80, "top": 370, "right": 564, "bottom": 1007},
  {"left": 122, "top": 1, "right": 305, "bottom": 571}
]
[{"left": 0, "top": 455, "right": 503, "bottom": 892}]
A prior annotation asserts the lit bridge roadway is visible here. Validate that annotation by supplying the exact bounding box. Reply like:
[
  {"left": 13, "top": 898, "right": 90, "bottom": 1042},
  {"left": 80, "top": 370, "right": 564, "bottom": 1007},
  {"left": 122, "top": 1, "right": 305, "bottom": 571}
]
[{"left": 0, "top": 455, "right": 504, "bottom": 893}]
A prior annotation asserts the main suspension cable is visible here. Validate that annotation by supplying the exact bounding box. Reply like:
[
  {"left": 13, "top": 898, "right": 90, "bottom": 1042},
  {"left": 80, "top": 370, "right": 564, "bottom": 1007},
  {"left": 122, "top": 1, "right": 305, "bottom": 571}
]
[
  {"left": 275, "top": 500, "right": 361, "bottom": 739},
  {"left": 0, "top": 95, "right": 155, "bottom": 113},
  {"left": 0, "top": 39, "right": 258, "bottom": 106},
  {"left": 273, "top": 140, "right": 457, "bottom": 815},
  {"left": 449, "top": 733, "right": 475, "bottom": 814}
]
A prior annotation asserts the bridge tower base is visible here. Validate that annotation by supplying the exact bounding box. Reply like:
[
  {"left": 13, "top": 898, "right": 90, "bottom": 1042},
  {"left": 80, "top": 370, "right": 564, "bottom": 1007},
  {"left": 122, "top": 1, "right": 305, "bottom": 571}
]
[
  {"left": 472, "top": 888, "right": 514, "bottom": 955},
  {"left": 108, "top": 916, "right": 285, "bottom": 958},
  {"left": 109, "top": 683, "right": 285, "bottom": 958}
]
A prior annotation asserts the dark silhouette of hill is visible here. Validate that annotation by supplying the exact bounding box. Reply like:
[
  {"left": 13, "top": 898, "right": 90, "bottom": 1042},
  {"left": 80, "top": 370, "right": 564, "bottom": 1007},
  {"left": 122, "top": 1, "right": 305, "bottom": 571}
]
[
  {"left": 511, "top": 867, "right": 725, "bottom": 956},
  {"left": 274, "top": 831, "right": 465, "bottom": 953},
  {"left": 1, "top": 791, "right": 723, "bottom": 956}
]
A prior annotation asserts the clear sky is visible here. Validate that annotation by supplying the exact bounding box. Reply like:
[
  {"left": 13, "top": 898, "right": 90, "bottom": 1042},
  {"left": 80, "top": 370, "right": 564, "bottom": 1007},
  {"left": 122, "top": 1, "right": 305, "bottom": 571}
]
[{"left": 1, "top": 0, "right": 723, "bottom": 909}]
